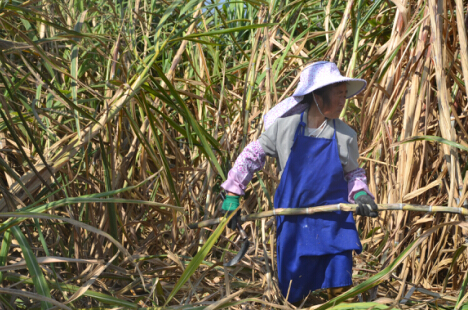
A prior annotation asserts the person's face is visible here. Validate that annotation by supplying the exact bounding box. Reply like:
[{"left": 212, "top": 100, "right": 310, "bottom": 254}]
[{"left": 317, "top": 83, "right": 347, "bottom": 119}]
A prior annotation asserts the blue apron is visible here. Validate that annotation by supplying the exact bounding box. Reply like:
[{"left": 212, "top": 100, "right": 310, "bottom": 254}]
[{"left": 274, "top": 112, "right": 362, "bottom": 302}]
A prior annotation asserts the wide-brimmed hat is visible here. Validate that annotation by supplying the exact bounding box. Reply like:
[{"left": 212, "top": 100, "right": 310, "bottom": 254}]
[{"left": 264, "top": 61, "right": 367, "bottom": 130}]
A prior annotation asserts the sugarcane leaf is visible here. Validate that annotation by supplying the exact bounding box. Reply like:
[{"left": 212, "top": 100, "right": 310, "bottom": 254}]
[
  {"left": 0, "top": 156, "right": 34, "bottom": 201},
  {"left": 0, "top": 197, "right": 182, "bottom": 233},
  {"left": 316, "top": 221, "right": 465, "bottom": 309},
  {"left": 99, "top": 136, "right": 119, "bottom": 244},
  {"left": 442, "top": 244, "right": 467, "bottom": 292},
  {"left": 179, "top": 0, "right": 200, "bottom": 17},
  {"left": 139, "top": 99, "right": 182, "bottom": 207},
  {"left": 358, "top": 0, "right": 384, "bottom": 29},
  {"left": 152, "top": 65, "right": 226, "bottom": 180},
  {"left": 154, "top": 0, "right": 184, "bottom": 40},
  {"left": 70, "top": 10, "right": 89, "bottom": 138},
  {"left": 0, "top": 229, "right": 11, "bottom": 283},
  {"left": 174, "top": 23, "right": 277, "bottom": 41},
  {"left": 329, "top": 302, "right": 400, "bottom": 309},
  {"left": 2, "top": 212, "right": 145, "bottom": 288},
  {"left": 457, "top": 273, "right": 468, "bottom": 308},
  {"left": 397, "top": 135, "right": 468, "bottom": 151},
  {"left": 10, "top": 226, "right": 53, "bottom": 310},
  {"left": 256, "top": 172, "right": 274, "bottom": 210},
  {"left": 164, "top": 214, "right": 233, "bottom": 305},
  {"left": 4, "top": 273, "right": 138, "bottom": 308}
]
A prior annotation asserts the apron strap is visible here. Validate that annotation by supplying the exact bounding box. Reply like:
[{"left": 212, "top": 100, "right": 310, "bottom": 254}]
[
  {"left": 333, "top": 119, "right": 337, "bottom": 140},
  {"left": 295, "top": 114, "right": 338, "bottom": 141},
  {"left": 294, "top": 111, "right": 307, "bottom": 142}
]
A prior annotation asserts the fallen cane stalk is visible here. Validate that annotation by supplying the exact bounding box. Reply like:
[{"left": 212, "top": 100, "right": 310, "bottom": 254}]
[{"left": 189, "top": 203, "right": 468, "bottom": 229}]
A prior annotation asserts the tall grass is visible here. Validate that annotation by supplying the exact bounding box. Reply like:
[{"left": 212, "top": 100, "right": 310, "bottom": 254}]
[{"left": 0, "top": 0, "right": 466, "bottom": 308}]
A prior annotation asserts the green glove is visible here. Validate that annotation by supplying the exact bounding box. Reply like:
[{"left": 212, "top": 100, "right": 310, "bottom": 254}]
[
  {"left": 354, "top": 191, "right": 368, "bottom": 200},
  {"left": 221, "top": 195, "right": 240, "bottom": 230},
  {"left": 222, "top": 195, "right": 239, "bottom": 211}
]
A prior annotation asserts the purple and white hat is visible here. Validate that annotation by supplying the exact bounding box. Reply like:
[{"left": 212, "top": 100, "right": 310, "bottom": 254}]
[{"left": 264, "top": 61, "right": 367, "bottom": 129}]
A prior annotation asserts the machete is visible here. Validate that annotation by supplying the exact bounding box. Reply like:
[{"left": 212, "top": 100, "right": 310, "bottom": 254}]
[{"left": 224, "top": 222, "right": 250, "bottom": 267}]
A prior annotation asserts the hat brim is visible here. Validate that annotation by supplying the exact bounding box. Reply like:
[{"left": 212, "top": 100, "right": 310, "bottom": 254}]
[{"left": 293, "top": 77, "right": 367, "bottom": 99}]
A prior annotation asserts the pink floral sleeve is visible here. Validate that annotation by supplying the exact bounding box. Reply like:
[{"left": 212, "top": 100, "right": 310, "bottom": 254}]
[
  {"left": 344, "top": 168, "right": 375, "bottom": 203},
  {"left": 221, "top": 140, "right": 266, "bottom": 195}
]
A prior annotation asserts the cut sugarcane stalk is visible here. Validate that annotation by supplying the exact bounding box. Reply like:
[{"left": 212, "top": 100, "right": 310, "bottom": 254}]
[{"left": 189, "top": 203, "right": 467, "bottom": 229}]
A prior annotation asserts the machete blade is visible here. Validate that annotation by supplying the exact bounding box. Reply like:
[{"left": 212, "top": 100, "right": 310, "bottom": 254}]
[{"left": 224, "top": 238, "right": 250, "bottom": 267}]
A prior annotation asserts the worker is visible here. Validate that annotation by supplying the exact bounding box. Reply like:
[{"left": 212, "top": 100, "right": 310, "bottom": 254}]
[{"left": 220, "top": 61, "right": 378, "bottom": 303}]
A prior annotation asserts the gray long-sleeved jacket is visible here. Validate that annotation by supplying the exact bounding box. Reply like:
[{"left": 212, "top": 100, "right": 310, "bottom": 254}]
[{"left": 258, "top": 110, "right": 360, "bottom": 178}]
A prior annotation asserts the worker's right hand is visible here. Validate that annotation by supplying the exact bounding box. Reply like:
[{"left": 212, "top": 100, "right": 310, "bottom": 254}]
[{"left": 221, "top": 194, "right": 240, "bottom": 230}]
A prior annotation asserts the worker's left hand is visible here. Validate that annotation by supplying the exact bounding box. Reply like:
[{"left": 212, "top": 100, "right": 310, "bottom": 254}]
[{"left": 355, "top": 194, "right": 378, "bottom": 218}]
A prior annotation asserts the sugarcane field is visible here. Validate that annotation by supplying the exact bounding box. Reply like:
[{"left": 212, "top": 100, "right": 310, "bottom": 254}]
[{"left": 0, "top": 0, "right": 467, "bottom": 309}]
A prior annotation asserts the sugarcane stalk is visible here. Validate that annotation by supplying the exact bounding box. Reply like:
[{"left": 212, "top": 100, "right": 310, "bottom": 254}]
[{"left": 188, "top": 203, "right": 467, "bottom": 229}]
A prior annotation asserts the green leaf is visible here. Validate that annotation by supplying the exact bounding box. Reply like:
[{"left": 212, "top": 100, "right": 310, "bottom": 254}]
[
  {"left": 0, "top": 156, "right": 34, "bottom": 202},
  {"left": 179, "top": 0, "right": 200, "bottom": 17},
  {"left": 316, "top": 221, "right": 465, "bottom": 309},
  {"left": 0, "top": 229, "right": 12, "bottom": 283},
  {"left": 155, "top": 0, "right": 185, "bottom": 41},
  {"left": 442, "top": 244, "right": 467, "bottom": 292},
  {"left": 457, "top": 273, "right": 468, "bottom": 308},
  {"left": 99, "top": 136, "right": 119, "bottom": 246},
  {"left": 152, "top": 65, "right": 226, "bottom": 180},
  {"left": 329, "top": 302, "right": 400, "bottom": 309},
  {"left": 4, "top": 273, "right": 138, "bottom": 309},
  {"left": 70, "top": 10, "right": 88, "bottom": 138},
  {"left": 0, "top": 197, "right": 183, "bottom": 234},
  {"left": 164, "top": 214, "right": 233, "bottom": 305},
  {"left": 11, "top": 226, "right": 53, "bottom": 310},
  {"left": 358, "top": 0, "right": 384, "bottom": 29},
  {"left": 138, "top": 100, "right": 182, "bottom": 207},
  {"left": 173, "top": 23, "right": 277, "bottom": 41},
  {"left": 397, "top": 135, "right": 468, "bottom": 151}
]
